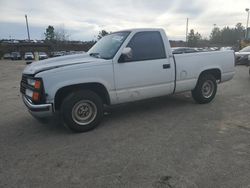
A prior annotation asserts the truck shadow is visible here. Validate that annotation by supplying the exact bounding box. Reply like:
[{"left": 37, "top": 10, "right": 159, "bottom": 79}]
[
  {"left": 21, "top": 92, "right": 195, "bottom": 134},
  {"left": 102, "top": 92, "right": 194, "bottom": 123},
  {"left": 30, "top": 115, "right": 70, "bottom": 134}
]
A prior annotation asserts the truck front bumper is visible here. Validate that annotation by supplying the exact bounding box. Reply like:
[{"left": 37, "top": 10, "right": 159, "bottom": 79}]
[{"left": 22, "top": 96, "right": 53, "bottom": 118}]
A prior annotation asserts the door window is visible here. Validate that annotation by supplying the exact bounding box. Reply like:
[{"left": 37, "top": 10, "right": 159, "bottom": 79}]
[{"left": 123, "top": 31, "right": 166, "bottom": 62}]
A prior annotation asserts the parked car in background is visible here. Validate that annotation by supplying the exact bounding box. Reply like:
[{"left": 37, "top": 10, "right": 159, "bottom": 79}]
[
  {"left": 24, "top": 52, "right": 34, "bottom": 60},
  {"left": 172, "top": 47, "right": 198, "bottom": 54},
  {"left": 51, "top": 51, "right": 64, "bottom": 57},
  {"left": 51, "top": 51, "right": 86, "bottom": 57},
  {"left": 3, "top": 53, "right": 11, "bottom": 59},
  {"left": 220, "top": 47, "right": 235, "bottom": 51},
  {"left": 73, "top": 51, "right": 86, "bottom": 54},
  {"left": 11, "top": 52, "right": 21, "bottom": 60},
  {"left": 235, "top": 46, "right": 250, "bottom": 65},
  {"left": 65, "top": 51, "right": 86, "bottom": 55},
  {"left": 38, "top": 52, "right": 48, "bottom": 60},
  {"left": 194, "top": 48, "right": 207, "bottom": 52},
  {"left": 209, "top": 47, "right": 220, "bottom": 51}
]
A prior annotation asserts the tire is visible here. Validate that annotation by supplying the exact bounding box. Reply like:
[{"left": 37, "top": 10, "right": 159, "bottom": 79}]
[
  {"left": 61, "top": 90, "right": 103, "bottom": 132},
  {"left": 192, "top": 74, "right": 217, "bottom": 104}
]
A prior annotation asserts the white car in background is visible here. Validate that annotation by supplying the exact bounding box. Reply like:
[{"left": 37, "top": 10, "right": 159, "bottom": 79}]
[
  {"left": 38, "top": 52, "right": 48, "bottom": 60},
  {"left": 3, "top": 53, "right": 11, "bottom": 59},
  {"left": 235, "top": 46, "right": 250, "bottom": 65},
  {"left": 24, "top": 52, "right": 34, "bottom": 60},
  {"left": 220, "top": 47, "right": 235, "bottom": 51}
]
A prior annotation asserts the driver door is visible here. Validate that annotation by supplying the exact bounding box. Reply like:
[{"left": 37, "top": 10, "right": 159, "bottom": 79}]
[{"left": 114, "top": 31, "right": 175, "bottom": 103}]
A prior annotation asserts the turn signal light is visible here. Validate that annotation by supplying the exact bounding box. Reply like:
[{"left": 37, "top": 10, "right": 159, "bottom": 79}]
[
  {"left": 34, "top": 80, "right": 41, "bottom": 89},
  {"left": 32, "top": 92, "right": 40, "bottom": 101}
]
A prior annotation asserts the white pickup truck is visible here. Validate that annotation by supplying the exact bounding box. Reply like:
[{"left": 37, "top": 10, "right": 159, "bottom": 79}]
[{"left": 20, "top": 28, "right": 235, "bottom": 132}]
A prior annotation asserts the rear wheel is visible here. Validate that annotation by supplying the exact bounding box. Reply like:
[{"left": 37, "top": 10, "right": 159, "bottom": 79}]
[
  {"left": 192, "top": 74, "right": 217, "bottom": 104},
  {"left": 61, "top": 90, "right": 103, "bottom": 132}
]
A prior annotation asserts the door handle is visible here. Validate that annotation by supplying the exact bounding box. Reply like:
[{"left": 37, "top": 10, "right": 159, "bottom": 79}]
[{"left": 163, "top": 64, "right": 171, "bottom": 69}]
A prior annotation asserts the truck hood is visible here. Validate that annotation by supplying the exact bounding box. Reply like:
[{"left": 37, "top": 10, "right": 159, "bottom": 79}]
[{"left": 23, "top": 53, "right": 100, "bottom": 75}]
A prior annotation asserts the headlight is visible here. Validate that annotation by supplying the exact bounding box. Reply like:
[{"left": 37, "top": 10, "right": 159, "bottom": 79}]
[
  {"left": 25, "top": 77, "right": 43, "bottom": 102},
  {"left": 25, "top": 89, "right": 33, "bottom": 98},
  {"left": 27, "top": 78, "right": 42, "bottom": 89},
  {"left": 27, "top": 78, "right": 36, "bottom": 86},
  {"left": 21, "top": 75, "right": 44, "bottom": 104}
]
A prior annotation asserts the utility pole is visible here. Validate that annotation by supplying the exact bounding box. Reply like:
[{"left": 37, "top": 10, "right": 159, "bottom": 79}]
[
  {"left": 25, "top": 14, "right": 30, "bottom": 41},
  {"left": 186, "top": 18, "right": 189, "bottom": 46},
  {"left": 245, "top": 8, "right": 249, "bottom": 39}
]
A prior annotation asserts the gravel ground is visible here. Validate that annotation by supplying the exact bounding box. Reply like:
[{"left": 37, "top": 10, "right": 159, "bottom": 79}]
[{"left": 0, "top": 60, "right": 250, "bottom": 188}]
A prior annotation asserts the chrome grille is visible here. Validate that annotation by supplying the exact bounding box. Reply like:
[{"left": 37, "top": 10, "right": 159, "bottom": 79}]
[{"left": 20, "top": 74, "right": 31, "bottom": 94}]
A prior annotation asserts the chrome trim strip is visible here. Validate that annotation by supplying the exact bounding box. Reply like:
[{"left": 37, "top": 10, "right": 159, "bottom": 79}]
[{"left": 22, "top": 95, "right": 52, "bottom": 112}]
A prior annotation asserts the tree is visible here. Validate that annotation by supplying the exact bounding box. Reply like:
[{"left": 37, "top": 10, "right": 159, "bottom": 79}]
[
  {"left": 187, "top": 29, "right": 202, "bottom": 47},
  {"left": 221, "top": 26, "right": 235, "bottom": 44},
  {"left": 210, "top": 23, "right": 245, "bottom": 45},
  {"left": 44, "top": 25, "right": 55, "bottom": 41},
  {"left": 235, "top": 23, "right": 245, "bottom": 40},
  {"left": 97, "top": 30, "right": 110, "bottom": 40},
  {"left": 210, "top": 27, "right": 221, "bottom": 44},
  {"left": 55, "top": 25, "right": 70, "bottom": 41},
  {"left": 44, "top": 25, "right": 70, "bottom": 42}
]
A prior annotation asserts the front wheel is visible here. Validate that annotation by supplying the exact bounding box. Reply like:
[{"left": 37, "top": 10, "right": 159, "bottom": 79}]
[
  {"left": 61, "top": 90, "right": 103, "bottom": 132},
  {"left": 192, "top": 74, "right": 217, "bottom": 104}
]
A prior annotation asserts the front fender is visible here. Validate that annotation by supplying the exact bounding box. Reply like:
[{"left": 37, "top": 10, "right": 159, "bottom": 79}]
[{"left": 35, "top": 62, "right": 116, "bottom": 104}]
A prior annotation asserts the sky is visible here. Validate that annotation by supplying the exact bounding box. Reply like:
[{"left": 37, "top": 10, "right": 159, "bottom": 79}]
[{"left": 0, "top": 0, "right": 249, "bottom": 41}]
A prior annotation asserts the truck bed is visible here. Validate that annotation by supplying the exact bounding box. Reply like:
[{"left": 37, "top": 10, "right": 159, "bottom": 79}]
[{"left": 173, "top": 50, "right": 235, "bottom": 93}]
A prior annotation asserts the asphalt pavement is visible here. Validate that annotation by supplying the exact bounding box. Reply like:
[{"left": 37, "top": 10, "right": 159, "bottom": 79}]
[{"left": 0, "top": 60, "right": 250, "bottom": 188}]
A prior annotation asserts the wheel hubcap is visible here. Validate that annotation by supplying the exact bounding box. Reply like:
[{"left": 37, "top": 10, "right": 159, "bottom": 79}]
[
  {"left": 72, "top": 100, "right": 97, "bottom": 125},
  {"left": 202, "top": 80, "right": 214, "bottom": 98}
]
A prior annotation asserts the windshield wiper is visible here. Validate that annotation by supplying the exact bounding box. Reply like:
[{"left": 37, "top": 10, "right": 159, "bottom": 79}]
[{"left": 89, "top": 53, "right": 101, "bottom": 58}]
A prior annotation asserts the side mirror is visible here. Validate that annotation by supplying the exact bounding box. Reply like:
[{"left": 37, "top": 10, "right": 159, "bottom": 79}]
[{"left": 118, "top": 47, "right": 132, "bottom": 63}]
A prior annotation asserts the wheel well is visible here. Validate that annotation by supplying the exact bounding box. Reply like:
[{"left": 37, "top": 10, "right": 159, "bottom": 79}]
[
  {"left": 199, "top": 69, "right": 221, "bottom": 81},
  {"left": 54, "top": 83, "right": 110, "bottom": 111}
]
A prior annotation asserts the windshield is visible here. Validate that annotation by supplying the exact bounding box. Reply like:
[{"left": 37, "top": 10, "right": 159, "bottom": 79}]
[
  {"left": 240, "top": 46, "right": 250, "bottom": 52},
  {"left": 88, "top": 31, "right": 130, "bottom": 59}
]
